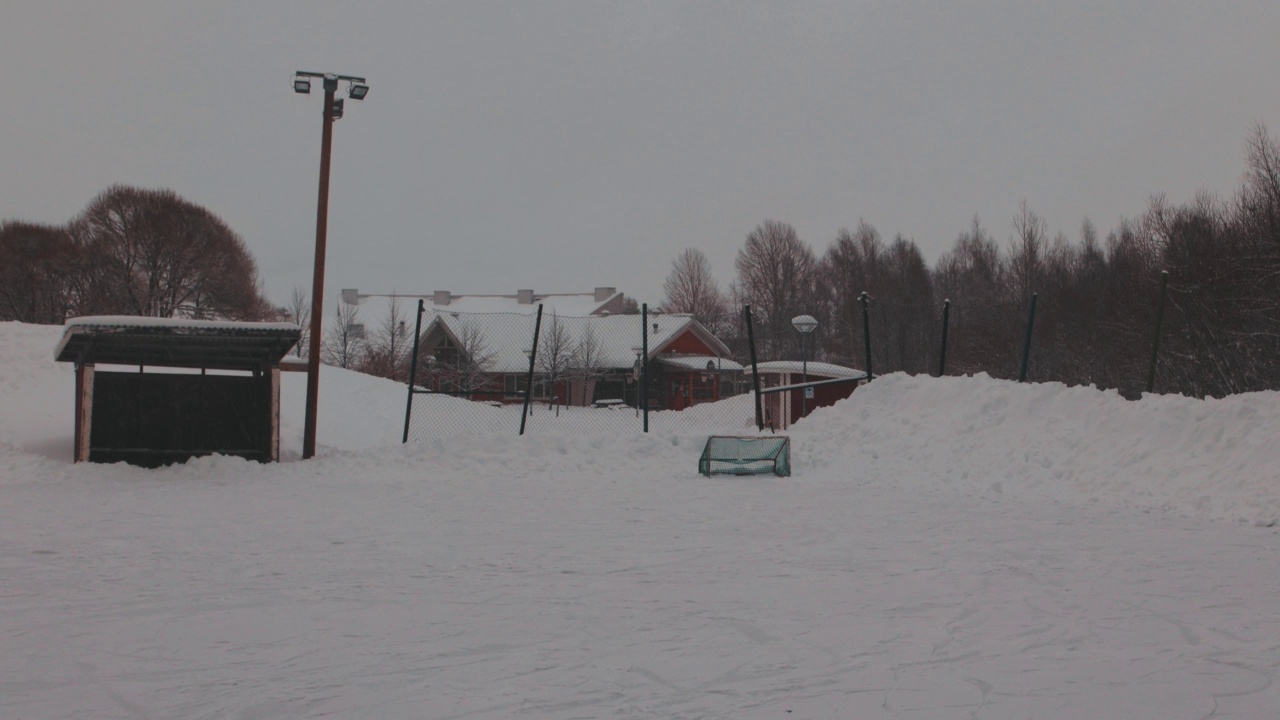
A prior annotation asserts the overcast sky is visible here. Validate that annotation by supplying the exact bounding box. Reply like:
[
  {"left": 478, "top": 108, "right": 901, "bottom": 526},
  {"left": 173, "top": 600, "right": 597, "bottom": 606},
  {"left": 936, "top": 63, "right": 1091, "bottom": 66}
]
[{"left": 4, "top": 2, "right": 1279, "bottom": 308}]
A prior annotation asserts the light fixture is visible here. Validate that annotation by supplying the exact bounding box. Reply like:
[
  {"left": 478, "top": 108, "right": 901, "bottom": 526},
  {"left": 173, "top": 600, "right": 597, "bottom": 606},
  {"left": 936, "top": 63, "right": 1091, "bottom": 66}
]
[
  {"left": 349, "top": 82, "right": 370, "bottom": 100},
  {"left": 331, "top": 98, "right": 344, "bottom": 120},
  {"left": 293, "top": 76, "right": 311, "bottom": 94},
  {"left": 791, "top": 314, "right": 819, "bottom": 419},
  {"left": 791, "top": 315, "right": 818, "bottom": 334}
]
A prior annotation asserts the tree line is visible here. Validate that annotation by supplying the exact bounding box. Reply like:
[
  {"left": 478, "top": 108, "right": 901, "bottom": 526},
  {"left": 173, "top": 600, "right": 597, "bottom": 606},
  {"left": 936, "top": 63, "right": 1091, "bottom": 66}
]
[
  {"left": 0, "top": 185, "right": 272, "bottom": 324},
  {"left": 661, "top": 125, "right": 1280, "bottom": 399}
]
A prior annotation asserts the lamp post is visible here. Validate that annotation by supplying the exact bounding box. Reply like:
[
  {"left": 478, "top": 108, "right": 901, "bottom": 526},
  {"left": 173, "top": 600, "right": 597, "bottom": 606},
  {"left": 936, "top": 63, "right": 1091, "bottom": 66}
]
[
  {"left": 631, "top": 346, "right": 643, "bottom": 417},
  {"left": 293, "top": 71, "right": 369, "bottom": 460},
  {"left": 791, "top": 314, "right": 818, "bottom": 419}
]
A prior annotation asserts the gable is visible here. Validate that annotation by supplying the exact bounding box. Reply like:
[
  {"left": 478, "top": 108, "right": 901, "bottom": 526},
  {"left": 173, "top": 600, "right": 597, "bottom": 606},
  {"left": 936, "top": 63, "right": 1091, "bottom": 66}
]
[{"left": 663, "top": 330, "right": 716, "bottom": 356}]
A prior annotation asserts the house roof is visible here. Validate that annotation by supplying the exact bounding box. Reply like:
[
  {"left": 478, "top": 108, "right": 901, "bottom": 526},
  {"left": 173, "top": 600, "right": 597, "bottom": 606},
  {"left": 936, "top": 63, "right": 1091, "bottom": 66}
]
[
  {"left": 342, "top": 288, "right": 623, "bottom": 317},
  {"left": 422, "top": 310, "right": 732, "bottom": 374},
  {"left": 54, "top": 316, "right": 301, "bottom": 371}
]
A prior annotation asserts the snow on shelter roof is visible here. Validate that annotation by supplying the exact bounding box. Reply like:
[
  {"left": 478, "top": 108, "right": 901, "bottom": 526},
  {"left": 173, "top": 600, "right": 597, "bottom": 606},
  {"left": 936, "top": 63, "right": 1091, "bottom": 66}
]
[
  {"left": 54, "top": 316, "right": 302, "bottom": 371},
  {"left": 753, "top": 360, "right": 867, "bottom": 379},
  {"left": 657, "top": 354, "right": 745, "bottom": 372}
]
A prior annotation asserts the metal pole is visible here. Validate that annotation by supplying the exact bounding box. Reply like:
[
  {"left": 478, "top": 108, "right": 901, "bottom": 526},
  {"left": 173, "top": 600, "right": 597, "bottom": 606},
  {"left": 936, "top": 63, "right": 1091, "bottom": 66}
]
[
  {"left": 401, "top": 299, "right": 425, "bottom": 443},
  {"left": 302, "top": 77, "right": 337, "bottom": 459},
  {"left": 1019, "top": 293, "right": 1038, "bottom": 383},
  {"left": 1146, "top": 270, "right": 1169, "bottom": 394},
  {"left": 520, "top": 305, "right": 544, "bottom": 435},
  {"left": 800, "top": 333, "right": 808, "bottom": 418},
  {"left": 641, "top": 304, "right": 649, "bottom": 433},
  {"left": 938, "top": 299, "right": 950, "bottom": 377},
  {"left": 745, "top": 305, "right": 764, "bottom": 430},
  {"left": 859, "top": 292, "right": 873, "bottom": 381}
]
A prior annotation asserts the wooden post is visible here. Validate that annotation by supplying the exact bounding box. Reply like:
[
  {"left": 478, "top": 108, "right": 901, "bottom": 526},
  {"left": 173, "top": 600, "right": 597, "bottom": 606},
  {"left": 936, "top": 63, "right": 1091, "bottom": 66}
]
[
  {"left": 75, "top": 364, "right": 95, "bottom": 463},
  {"left": 269, "top": 366, "right": 281, "bottom": 462}
]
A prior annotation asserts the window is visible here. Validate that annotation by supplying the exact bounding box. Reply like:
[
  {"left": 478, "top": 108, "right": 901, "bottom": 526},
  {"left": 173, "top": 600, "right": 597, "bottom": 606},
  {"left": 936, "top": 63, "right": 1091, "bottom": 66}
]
[{"left": 504, "top": 374, "right": 528, "bottom": 395}]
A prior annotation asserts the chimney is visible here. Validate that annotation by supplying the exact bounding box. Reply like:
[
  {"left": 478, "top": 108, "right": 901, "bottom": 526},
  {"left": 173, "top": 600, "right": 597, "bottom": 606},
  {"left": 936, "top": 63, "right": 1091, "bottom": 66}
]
[
  {"left": 594, "top": 286, "right": 616, "bottom": 302},
  {"left": 517, "top": 289, "right": 535, "bottom": 305},
  {"left": 433, "top": 290, "right": 451, "bottom": 306}
]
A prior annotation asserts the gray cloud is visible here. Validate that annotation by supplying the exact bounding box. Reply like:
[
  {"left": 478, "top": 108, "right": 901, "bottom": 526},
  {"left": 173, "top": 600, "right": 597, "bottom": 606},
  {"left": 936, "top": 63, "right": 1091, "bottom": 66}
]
[{"left": 4, "top": 1, "right": 1278, "bottom": 307}]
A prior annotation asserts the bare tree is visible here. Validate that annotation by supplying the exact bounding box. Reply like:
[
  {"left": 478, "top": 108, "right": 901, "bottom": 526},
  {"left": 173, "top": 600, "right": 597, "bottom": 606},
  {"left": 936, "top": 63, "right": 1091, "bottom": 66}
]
[
  {"left": 433, "top": 319, "right": 498, "bottom": 393},
  {"left": 879, "top": 234, "right": 935, "bottom": 374},
  {"left": 1008, "top": 200, "right": 1047, "bottom": 304},
  {"left": 660, "top": 248, "right": 729, "bottom": 334},
  {"left": 733, "top": 220, "right": 819, "bottom": 359},
  {"left": 322, "top": 300, "right": 365, "bottom": 369},
  {"left": 571, "top": 322, "right": 608, "bottom": 406},
  {"left": 818, "top": 220, "right": 884, "bottom": 367},
  {"left": 358, "top": 297, "right": 410, "bottom": 381},
  {"left": 537, "top": 311, "right": 575, "bottom": 413},
  {"left": 0, "top": 221, "right": 75, "bottom": 324},
  {"left": 285, "top": 286, "right": 310, "bottom": 358},
  {"left": 67, "top": 185, "right": 270, "bottom": 319},
  {"left": 933, "top": 217, "right": 1009, "bottom": 376}
]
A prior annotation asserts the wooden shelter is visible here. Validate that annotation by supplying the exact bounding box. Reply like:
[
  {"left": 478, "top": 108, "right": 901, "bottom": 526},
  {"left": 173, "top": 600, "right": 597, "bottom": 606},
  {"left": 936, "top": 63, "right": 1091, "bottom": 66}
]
[
  {"left": 54, "top": 317, "right": 300, "bottom": 467},
  {"left": 755, "top": 361, "right": 866, "bottom": 429}
]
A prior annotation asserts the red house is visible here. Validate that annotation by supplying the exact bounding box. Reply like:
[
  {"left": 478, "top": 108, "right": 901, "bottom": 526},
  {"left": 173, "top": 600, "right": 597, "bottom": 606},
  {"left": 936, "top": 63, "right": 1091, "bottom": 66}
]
[{"left": 413, "top": 310, "right": 742, "bottom": 411}]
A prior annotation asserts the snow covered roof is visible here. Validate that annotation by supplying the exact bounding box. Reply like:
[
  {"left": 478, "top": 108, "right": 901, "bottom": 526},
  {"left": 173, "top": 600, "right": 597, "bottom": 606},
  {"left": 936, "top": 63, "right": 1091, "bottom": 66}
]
[
  {"left": 423, "top": 311, "right": 732, "bottom": 374},
  {"left": 753, "top": 360, "right": 867, "bottom": 380},
  {"left": 342, "top": 288, "right": 625, "bottom": 317},
  {"left": 54, "top": 316, "right": 301, "bottom": 370},
  {"left": 657, "top": 354, "right": 745, "bottom": 372}
]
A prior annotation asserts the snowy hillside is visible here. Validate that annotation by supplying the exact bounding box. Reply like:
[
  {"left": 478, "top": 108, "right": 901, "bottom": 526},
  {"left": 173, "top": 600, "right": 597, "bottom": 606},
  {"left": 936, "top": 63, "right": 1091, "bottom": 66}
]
[{"left": 3, "top": 320, "right": 1279, "bottom": 718}]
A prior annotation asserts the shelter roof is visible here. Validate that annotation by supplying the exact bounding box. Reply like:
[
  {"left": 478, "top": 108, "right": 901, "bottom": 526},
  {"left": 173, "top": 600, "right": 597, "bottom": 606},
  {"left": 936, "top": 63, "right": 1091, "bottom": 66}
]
[
  {"left": 54, "top": 316, "right": 301, "bottom": 371},
  {"left": 753, "top": 360, "right": 867, "bottom": 379},
  {"left": 656, "top": 354, "right": 745, "bottom": 372}
]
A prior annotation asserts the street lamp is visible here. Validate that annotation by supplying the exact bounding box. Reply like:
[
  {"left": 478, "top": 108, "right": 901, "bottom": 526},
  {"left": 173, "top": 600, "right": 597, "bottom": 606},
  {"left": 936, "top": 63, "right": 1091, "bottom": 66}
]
[
  {"left": 791, "top": 314, "right": 818, "bottom": 419},
  {"left": 631, "top": 346, "right": 644, "bottom": 417},
  {"left": 294, "top": 70, "right": 369, "bottom": 460}
]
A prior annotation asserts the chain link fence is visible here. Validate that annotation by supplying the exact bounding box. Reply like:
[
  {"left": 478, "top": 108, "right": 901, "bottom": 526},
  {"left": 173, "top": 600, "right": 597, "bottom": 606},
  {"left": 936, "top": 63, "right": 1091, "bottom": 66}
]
[
  {"left": 402, "top": 303, "right": 747, "bottom": 441},
  {"left": 401, "top": 303, "right": 831, "bottom": 443}
]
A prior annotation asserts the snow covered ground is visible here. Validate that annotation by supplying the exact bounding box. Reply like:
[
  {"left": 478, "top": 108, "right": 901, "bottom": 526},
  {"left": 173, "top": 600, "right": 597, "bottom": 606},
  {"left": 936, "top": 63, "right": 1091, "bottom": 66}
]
[{"left": 2, "top": 320, "right": 1279, "bottom": 719}]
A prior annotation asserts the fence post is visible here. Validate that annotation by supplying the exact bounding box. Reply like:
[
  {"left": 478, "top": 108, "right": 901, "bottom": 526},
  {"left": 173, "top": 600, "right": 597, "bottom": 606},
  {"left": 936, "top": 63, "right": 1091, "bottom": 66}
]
[
  {"left": 1145, "top": 270, "right": 1169, "bottom": 394},
  {"left": 1018, "top": 293, "right": 1038, "bottom": 383},
  {"left": 519, "top": 304, "right": 544, "bottom": 436},
  {"left": 745, "top": 305, "right": 764, "bottom": 430},
  {"left": 859, "top": 292, "right": 873, "bottom": 381},
  {"left": 642, "top": 303, "right": 649, "bottom": 433},
  {"left": 938, "top": 299, "right": 950, "bottom": 377},
  {"left": 401, "top": 299, "right": 426, "bottom": 443}
]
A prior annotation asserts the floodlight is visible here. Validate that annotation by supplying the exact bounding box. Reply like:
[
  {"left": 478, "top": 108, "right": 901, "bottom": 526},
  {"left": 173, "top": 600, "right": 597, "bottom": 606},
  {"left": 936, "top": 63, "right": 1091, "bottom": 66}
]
[
  {"left": 791, "top": 314, "right": 818, "bottom": 334},
  {"left": 331, "top": 98, "right": 344, "bottom": 120},
  {"left": 293, "top": 77, "right": 311, "bottom": 94},
  {"left": 349, "top": 82, "right": 369, "bottom": 100}
]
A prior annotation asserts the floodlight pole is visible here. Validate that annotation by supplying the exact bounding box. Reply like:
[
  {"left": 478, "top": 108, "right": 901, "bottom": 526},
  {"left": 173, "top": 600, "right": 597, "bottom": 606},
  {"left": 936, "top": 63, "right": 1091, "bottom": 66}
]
[
  {"left": 296, "top": 70, "right": 367, "bottom": 459},
  {"left": 800, "top": 333, "right": 809, "bottom": 418},
  {"left": 302, "top": 77, "right": 337, "bottom": 459}
]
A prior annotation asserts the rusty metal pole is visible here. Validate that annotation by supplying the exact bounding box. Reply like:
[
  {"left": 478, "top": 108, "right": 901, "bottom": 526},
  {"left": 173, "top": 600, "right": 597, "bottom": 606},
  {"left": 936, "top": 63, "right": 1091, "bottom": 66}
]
[{"left": 302, "top": 77, "right": 337, "bottom": 460}]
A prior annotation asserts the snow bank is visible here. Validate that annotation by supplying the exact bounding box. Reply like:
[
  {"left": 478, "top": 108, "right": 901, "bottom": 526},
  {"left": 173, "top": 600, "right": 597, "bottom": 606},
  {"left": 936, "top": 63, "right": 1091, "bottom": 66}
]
[
  {"left": 4, "top": 321, "right": 1279, "bottom": 524},
  {"left": 795, "top": 372, "right": 1280, "bottom": 524}
]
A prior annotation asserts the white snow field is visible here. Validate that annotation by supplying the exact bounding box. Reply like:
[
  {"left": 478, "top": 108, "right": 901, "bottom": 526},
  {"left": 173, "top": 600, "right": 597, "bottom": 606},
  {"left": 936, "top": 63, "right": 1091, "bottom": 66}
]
[{"left": 3, "top": 319, "right": 1280, "bottom": 719}]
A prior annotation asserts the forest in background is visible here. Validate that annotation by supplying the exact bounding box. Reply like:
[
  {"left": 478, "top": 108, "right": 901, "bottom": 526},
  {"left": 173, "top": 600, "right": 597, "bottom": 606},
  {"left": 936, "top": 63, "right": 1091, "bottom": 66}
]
[
  {"left": 661, "top": 125, "right": 1280, "bottom": 399},
  {"left": 6, "top": 126, "right": 1279, "bottom": 400}
]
